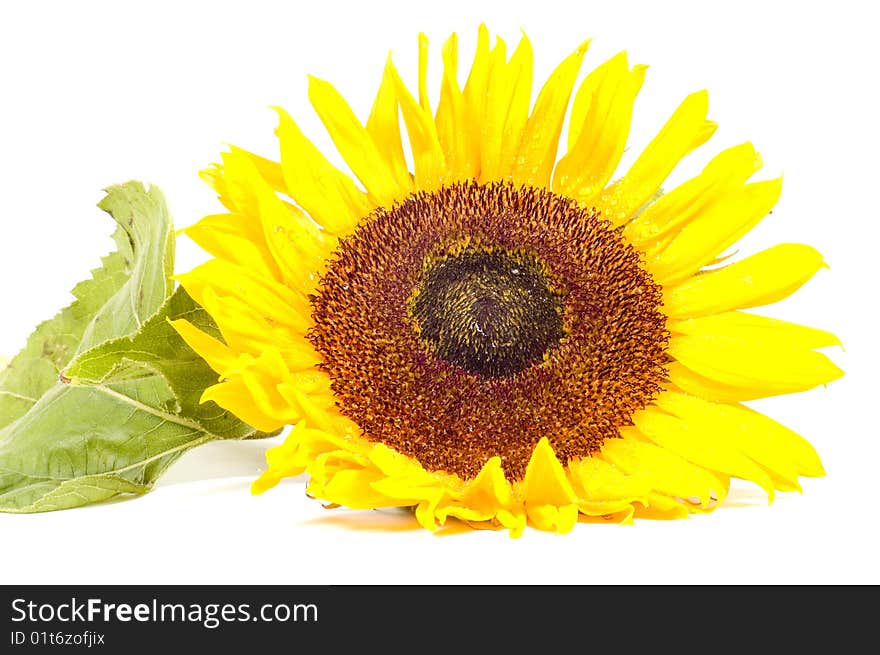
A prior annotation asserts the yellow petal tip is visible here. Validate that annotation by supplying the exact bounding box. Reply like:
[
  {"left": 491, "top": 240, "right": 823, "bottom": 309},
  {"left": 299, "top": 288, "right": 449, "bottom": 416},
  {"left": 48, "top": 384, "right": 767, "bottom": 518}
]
[
  {"left": 691, "top": 88, "right": 710, "bottom": 103},
  {"left": 251, "top": 473, "right": 279, "bottom": 495}
]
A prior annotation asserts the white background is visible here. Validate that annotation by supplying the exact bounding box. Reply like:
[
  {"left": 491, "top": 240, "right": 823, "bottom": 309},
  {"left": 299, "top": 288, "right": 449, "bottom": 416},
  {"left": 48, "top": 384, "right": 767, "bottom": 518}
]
[{"left": 1, "top": 0, "right": 877, "bottom": 584}]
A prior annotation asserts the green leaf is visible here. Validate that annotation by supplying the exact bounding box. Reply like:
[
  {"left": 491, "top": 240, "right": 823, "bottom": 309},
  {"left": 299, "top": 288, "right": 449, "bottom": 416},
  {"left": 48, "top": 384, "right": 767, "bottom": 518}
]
[
  {"left": 67, "top": 286, "right": 259, "bottom": 442},
  {"left": 0, "top": 182, "right": 267, "bottom": 513},
  {"left": 78, "top": 182, "right": 175, "bottom": 354},
  {"left": 0, "top": 182, "right": 173, "bottom": 428}
]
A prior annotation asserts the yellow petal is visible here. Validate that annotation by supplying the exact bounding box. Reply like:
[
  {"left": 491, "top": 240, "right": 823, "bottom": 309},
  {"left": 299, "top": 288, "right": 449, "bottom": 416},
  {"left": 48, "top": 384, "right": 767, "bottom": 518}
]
[
  {"left": 573, "top": 498, "right": 639, "bottom": 519},
  {"left": 566, "top": 52, "right": 621, "bottom": 150},
  {"left": 169, "top": 318, "right": 237, "bottom": 375},
  {"left": 206, "top": 147, "right": 289, "bottom": 215},
  {"left": 636, "top": 494, "right": 691, "bottom": 519},
  {"left": 274, "top": 106, "right": 372, "bottom": 234},
  {"left": 253, "top": 420, "right": 367, "bottom": 502},
  {"left": 435, "top": 32, "right": 475, "bottom": 181},
  {"left": 663, "top": 243, "right": 827, "bottom": 318},
  {"left": 368, "top": 477, "right": 446, "bottom": 531},
  {"left": 199, "top": 163, "right": 232, "bottom": 211},
  {"left": 649, "top": 178, "right": 783, "bottom": 286},
  {"left": 554, "top": 52, "right": 646, "bottom": 200},
  {"left": 654, "top": 391, "right": 825, "bottom": 487},
  {"left": 310, "top": 447, "right": 371, "bottom": 478},
  {"left": 177, "top": 259, "right": 311, "bottom": 334},
  {"left": 446, "top": 456, "right": 516, "bottom": 519},
  {"left": 258, "top": 199, "right": 332, "bottom": 296},
  {"left": 632, "top": 404, "right": 775, "bottom": 499},
  {"left": 277, "top": 383, "right": 340, "bottom": 434},
  {"left": 665, "top": 361, "right": 759, "bottom": 403},
  {"left": 211, "top": 150, "right": 258, "bottom": 217},
  {"left": 601, "top": 433, "right": 727, "bottom": 507},
  {"left": 668, "top": 334, "right": 844, "bottom": 398},
  {"left": 252, "top": 422, "right": 329, "bottom": 494},
  {"left": 201, "top": 379, "right": 285, "bottom": 433},
  {"left": 272, "top": 415, "right": 363, "bottom": 466},
  {"left": 461, "top": 23, "right": 492, "bottom": 167},
  {"left": 234, "top": 152, "right": 334, "bottom": 294},
  {"left": 273, "top": 339, "right": 323, "bottom": 373},
  {"left": 496, "top": 510, "right": 528, "bottom": 537},
  {"left": 196, "top": 150, "right": 287, "bottom": 283},
  {"left": 510, "top": 39, "right": 589, "bottom": 188},
  {"left": 623, "top": 142, "right": 762, "bottom": 248},
  {"left": 521, "top": 438, "right": 579, "bottom": 533},
  {"left": 312, "top": 467, "right": 405, "bottom": 510},
  {"left": 594, "top": 90, "right": 717, "bottom": 226},
  {"left": 366, "top": 446, "right": 449, "bottom": 531},
  {"left": 193, "top": 286, "right": 310, "bottom": 361},
  {"left": 368, "top": 443, "right": 438, "bottom": 482},
  {"left": 566, "top": 456, "right": 652, "bottom": 515},
  {"left": 235, "top": 147, "right": 287, "bottom": 196},
  {"left": 389, "top": 58, "right": 447, "bottom": 190},
  {"left": 528, "top": 503, "right": 580, "bottom": 533},
  {"left": 308, "top": 75, "right": 407, "bottom": 206},
  {"left": 182, "top": 213, "right": 280, "bottom": 288},
  {"left": 366, "top": 56, "right": 412, "bottom": 192},
  {"left": 480, "top": 33, "right": 534, "bottom": 182},
  {"left": 521, "top": 438, "right": 576, "bottom": 505},
  {"left": 668, "top": 311, "right": 841, "bottom": 350},
  {"left": 417, "top": 32, "right": 431, "bottom": 113},
  {"left": 241, "top": 370, "right": 298, "bottom": 427}
]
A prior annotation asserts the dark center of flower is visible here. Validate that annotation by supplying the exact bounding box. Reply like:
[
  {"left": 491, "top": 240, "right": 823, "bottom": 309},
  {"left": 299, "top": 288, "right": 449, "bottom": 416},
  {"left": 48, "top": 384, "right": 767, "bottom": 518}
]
[{"left": 411, "top": 247, "right": 565, "bottom": 378}]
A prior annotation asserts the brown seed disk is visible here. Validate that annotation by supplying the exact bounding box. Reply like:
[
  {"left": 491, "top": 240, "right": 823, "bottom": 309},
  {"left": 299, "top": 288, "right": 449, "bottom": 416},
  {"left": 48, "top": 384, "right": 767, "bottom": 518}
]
[{"left": 308, "top": 181, "right": 668, "bottom": 481}]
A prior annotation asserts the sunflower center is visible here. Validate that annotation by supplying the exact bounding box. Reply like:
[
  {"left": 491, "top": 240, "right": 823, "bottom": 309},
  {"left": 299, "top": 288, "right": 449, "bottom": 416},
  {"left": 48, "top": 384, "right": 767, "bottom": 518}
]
[
  {"left": 309, "top": 181, "right": 668, "bottom": 481},
  {"left": 411, "top": 247, "right": 565, "bottom": 378}
]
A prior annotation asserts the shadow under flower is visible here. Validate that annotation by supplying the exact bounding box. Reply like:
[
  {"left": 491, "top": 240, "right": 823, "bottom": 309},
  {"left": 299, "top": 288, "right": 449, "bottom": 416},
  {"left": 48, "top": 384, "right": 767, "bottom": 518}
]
[
  {"left": 299, "top": 507, "right": 424, "bottom": 533},
  {"left": 719, "top": 484, "right": 781, "bottom": 509},
  {"left": 296, "top": 481, "right": 779, "bottom": 535}
]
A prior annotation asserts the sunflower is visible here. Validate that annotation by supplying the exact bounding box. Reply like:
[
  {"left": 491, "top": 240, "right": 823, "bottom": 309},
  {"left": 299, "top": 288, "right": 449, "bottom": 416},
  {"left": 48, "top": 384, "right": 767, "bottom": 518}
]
[{"left": 171, "top": 26, "right": 843, "bottom": 536}]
